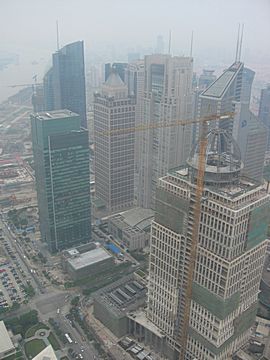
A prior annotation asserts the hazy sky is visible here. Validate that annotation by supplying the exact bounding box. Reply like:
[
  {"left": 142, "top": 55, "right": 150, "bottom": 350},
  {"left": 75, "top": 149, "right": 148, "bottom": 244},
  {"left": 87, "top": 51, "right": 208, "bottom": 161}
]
[{"left": 1, "top": 0, "right": 270, "bottom": 63}]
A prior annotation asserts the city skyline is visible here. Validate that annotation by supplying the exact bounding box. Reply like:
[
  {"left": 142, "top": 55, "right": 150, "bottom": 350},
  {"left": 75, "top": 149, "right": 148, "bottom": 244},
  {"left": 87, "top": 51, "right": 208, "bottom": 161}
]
[{"left": 0, "top": 2, "right": 270, "bottom": 360}]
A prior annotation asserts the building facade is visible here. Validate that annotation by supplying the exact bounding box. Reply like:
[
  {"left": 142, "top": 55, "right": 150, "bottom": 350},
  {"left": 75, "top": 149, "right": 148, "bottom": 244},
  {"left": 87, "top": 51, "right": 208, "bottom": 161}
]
[
  {"left": 138, "top": 54, "right": 194, "bottom": 209},
  {"left": 125, "top": 60, "right": 145, "bottom": 202},
  {"left": 108, "top": 207, "right": 154, "bottom": 251},
  {"left": 240, "top": 67, "right": 255, "bottom": 105},
  {"left": 94, "top": 72, "right": 135, "bottom": 214},
  {"left": 258, "top": 84, "right": 270, "bottom": 150},
  {"left": 43, "top": 41, "right": 87, "bottom": 128},
  {"left": 198, "top": 69, "right": 216, "bottom": 90},
  {"left": 147, "top": 129, "right": 270, "bottom": 360},
  {"left": 105, "top": 62, "right": 128, "bottom": 83},
  {"left": 233, "top": 102, "right": 267, "bottom": 182},
  {"left": 31, "top": 110, "right": 91, "bottom": 253},
  {"left": 197, "top": 62, "right": 243, "bottom": 138}
]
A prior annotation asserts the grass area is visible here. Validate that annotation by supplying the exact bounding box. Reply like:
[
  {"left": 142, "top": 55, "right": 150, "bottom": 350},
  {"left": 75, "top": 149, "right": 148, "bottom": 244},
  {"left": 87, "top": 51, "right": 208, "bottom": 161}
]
[
  {"left": 24, "top": 339, "right": 46, "bottom": 358},
  {"left": 2, "top": 351, "right": 23, "bottom": 360},
  {"left": 136, "top": 269, "right": 147, "bottom": 278},
  {"left": 25, "top": 322, "right": 49, "bottom": 339},
  {"left": 48, "top": 332, "right": 60, "bottom": 350}
]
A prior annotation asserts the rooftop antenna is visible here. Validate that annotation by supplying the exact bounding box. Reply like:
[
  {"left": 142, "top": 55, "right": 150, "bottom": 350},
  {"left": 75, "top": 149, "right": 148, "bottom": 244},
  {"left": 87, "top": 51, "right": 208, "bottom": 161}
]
[
  {"left": 238, "top": 23, "right": 244, "bottom": 62},
  {"left": 190, "top": 30, "right": 194, "bottom": 57},
  {"left": 235, "top": 23, "right": 240, "bottom": 62},
  {"left": 168, "top": 29, "right": 172, "bottom": 55},
  {"left": 56, "top": 20, "right": 60, "bottom": 51}
]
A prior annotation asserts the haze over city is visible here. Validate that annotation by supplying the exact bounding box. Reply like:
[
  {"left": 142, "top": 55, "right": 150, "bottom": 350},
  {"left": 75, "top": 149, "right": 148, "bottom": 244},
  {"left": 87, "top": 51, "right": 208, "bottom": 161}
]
[
  {"left": 1, "top": 1, "right": 270, "bottom": 360},
  {"left": 1, "top": 0, "right": 270, "bottom": 102}
]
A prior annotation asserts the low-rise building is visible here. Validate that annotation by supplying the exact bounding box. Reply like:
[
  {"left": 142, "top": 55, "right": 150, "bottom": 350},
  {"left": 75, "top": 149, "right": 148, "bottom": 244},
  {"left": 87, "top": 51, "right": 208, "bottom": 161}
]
[
  {"left": 0, "top": 321, "right": 16, "bottom": 359},
  {"left": 62, "top": 244, "right": 113, "bottom": 280},
  {"left": 108, "top": 207, "right": 154, "bottom": 251},
  {"left": 33, "top": 345, "right": 57, "bottom": 360},
  {"left": 93, "top": 274, "right": 147, "bottom": 337}
]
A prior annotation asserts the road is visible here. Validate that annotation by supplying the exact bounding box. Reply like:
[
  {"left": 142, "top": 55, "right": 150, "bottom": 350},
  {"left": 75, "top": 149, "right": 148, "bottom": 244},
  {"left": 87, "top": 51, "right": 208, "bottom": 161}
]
[
  {"left": 0, "top": 217, "right": 44, "bottom": 295},
  {"left": 56, "top": 312, "right": 98, "bottom": 360},
  {"left": 0, "top": 215, "right": 103, "bottom": 359}
]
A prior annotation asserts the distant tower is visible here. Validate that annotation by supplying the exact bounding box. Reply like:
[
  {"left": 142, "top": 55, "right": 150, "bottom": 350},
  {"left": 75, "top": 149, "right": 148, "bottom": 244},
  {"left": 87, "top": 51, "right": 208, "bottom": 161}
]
[
  {"left": 94, "top": 72, "right": 135, "bottom": 214},
  {"left": 31, "top": 110, "right": 91, "bottom": 253},
  {"left": 43, "top": 41, "right": 87, "bottom": 128},
  {"left": 104, "top": 62, "right": 128, "bottom": 83},
  {"left": 258, "top": 84, "right": 270, "bottom": 150},
  {"left": 198, "top": 69, "right": 216, "bottom": 90},
  {"left": 155, "top": 35, "right": 165, "bottom": 54}
]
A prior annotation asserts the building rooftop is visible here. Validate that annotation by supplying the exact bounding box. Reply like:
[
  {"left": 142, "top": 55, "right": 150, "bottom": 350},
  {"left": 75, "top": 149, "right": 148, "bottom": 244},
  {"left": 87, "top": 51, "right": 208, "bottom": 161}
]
[
  {"left": 0, "top": 320, "right": 15, "bottom": 355},
  {"left": 105, "top": 71, "right": 125, "bottom": 88},
  {"left": 110, "top": 207, "right": 154, "bottom": 231},
  {"left": 94, "top": 275, "right": 146, "bottom": 317},
  {"left": 201, "top": 62, "right": 242, "bottom": 99},
  {"left": 128, "top": 311, "right": 165, "bottom": 338},
  {"left": 34, "top": 109, "right": 79, "bottom": 120},
  {"left": 68, "top": 247, "right": 112, "bottom": 271},
  {"left": 32, "top": 345, "right": 57, "bottom": 360},
  {"left": 168, "top": 165, "right": 262, "bottom": 203}
]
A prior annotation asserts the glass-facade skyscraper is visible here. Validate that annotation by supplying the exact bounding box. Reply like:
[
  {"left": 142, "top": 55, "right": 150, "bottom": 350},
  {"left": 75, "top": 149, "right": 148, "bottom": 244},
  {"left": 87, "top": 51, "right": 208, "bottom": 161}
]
[
  {"left": 43, "top": 41, "right": 87, "bottom": 129},
  {"left": 31, "top": 110, "right": 91, "bottom": 253}
]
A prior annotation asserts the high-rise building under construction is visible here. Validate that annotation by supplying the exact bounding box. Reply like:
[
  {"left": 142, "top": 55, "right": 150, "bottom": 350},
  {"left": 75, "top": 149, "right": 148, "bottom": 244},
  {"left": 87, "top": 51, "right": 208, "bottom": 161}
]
[{"left": 146, "top": 129, "right": 269, "bottom": 359}]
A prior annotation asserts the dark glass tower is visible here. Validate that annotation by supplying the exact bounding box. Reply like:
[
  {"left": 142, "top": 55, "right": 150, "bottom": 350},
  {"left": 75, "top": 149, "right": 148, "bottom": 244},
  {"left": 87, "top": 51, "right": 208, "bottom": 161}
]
[
  {"left": 43, "top": 41, "right": 87, "bottom": 128},
  {"left": 31, "top": 110, "right": 91, "bottom": 253}
]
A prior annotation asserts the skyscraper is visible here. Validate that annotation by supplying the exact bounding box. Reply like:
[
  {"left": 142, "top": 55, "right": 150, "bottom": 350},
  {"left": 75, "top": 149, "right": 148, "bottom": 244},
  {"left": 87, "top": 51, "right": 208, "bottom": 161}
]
[
  {"left": 138, "top": 54, "right": 193, "bottom": 209},
  {"left": 233, "top": 102, "right": 267, "bottom": 182},
  {"left": 146, "top": 129, "right": 269, "bottom": 359},
  {"left": 240, "top": 67, "right": 255, "bottom": 105},
  {"left": 258, "top": 84, "right": 270, "bottom": 150},
  {"left": 94, "top": 72, "right": 135, "bottom": 214},
  {"left": 31, "top": 110, "right": 91, "bottom": 253},
  {"left": 155, "top": 35, "right": 165, "bottom": 54},
  {"left": 197, "top": 62, "right": 243, "bottom": 136},
  {"left": 125, "top": 60, "right": 145, "bottom": 202},
  {"left": 43, "top": 41, "right": 87, "bottom": 128},
  {"left": 104, "top": 62, "right": 128, "bottom": 83},
  {"left": 198, "top": 69, "right": 216, "bottom": 90}
]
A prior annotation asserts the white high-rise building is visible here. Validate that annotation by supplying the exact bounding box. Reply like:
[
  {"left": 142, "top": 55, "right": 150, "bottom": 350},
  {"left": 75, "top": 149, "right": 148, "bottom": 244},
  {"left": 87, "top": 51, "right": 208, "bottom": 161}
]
[
  {"left": 94, "top": 72, "right": 135, "bottom": 214},
  {"left": 125, "top": 60, "right": 145, "bottom": 181},
  {"left": 146, "top": 129, "right": 270, "bottom": 359},
  {"left": 138, "top": 54, "right": 193, "bottom": 209}
]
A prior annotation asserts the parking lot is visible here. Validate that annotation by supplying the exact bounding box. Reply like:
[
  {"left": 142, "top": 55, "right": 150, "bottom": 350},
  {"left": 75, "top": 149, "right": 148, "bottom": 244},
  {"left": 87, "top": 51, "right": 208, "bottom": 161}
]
[
  {"left": 0, "top": 228, "right": 32, "bottom": 309},
  {"left": 0, "top": 263, "right": 27, "bottom": 307}
]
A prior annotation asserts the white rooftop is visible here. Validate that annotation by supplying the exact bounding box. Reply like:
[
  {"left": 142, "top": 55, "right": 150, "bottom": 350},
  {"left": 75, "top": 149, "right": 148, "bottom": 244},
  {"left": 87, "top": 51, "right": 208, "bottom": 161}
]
[
  {"left": 68, "top": 247, "right": 112, "bottom": 270},
  {"left": 0, "top": 320, "right": 15, "bottom": 355},
  {"left": 32, "top": 345, "right": 57, "bottom": 360},
  {"left": 118, "top": 207, "right": 154, "bottom": 231}
]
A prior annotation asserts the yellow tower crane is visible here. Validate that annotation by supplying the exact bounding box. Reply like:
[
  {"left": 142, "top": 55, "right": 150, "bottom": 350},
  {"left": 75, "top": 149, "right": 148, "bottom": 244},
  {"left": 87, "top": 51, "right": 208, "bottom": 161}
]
[{"left": 98, "top": 111, "right": 234, "bottom": 359}]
